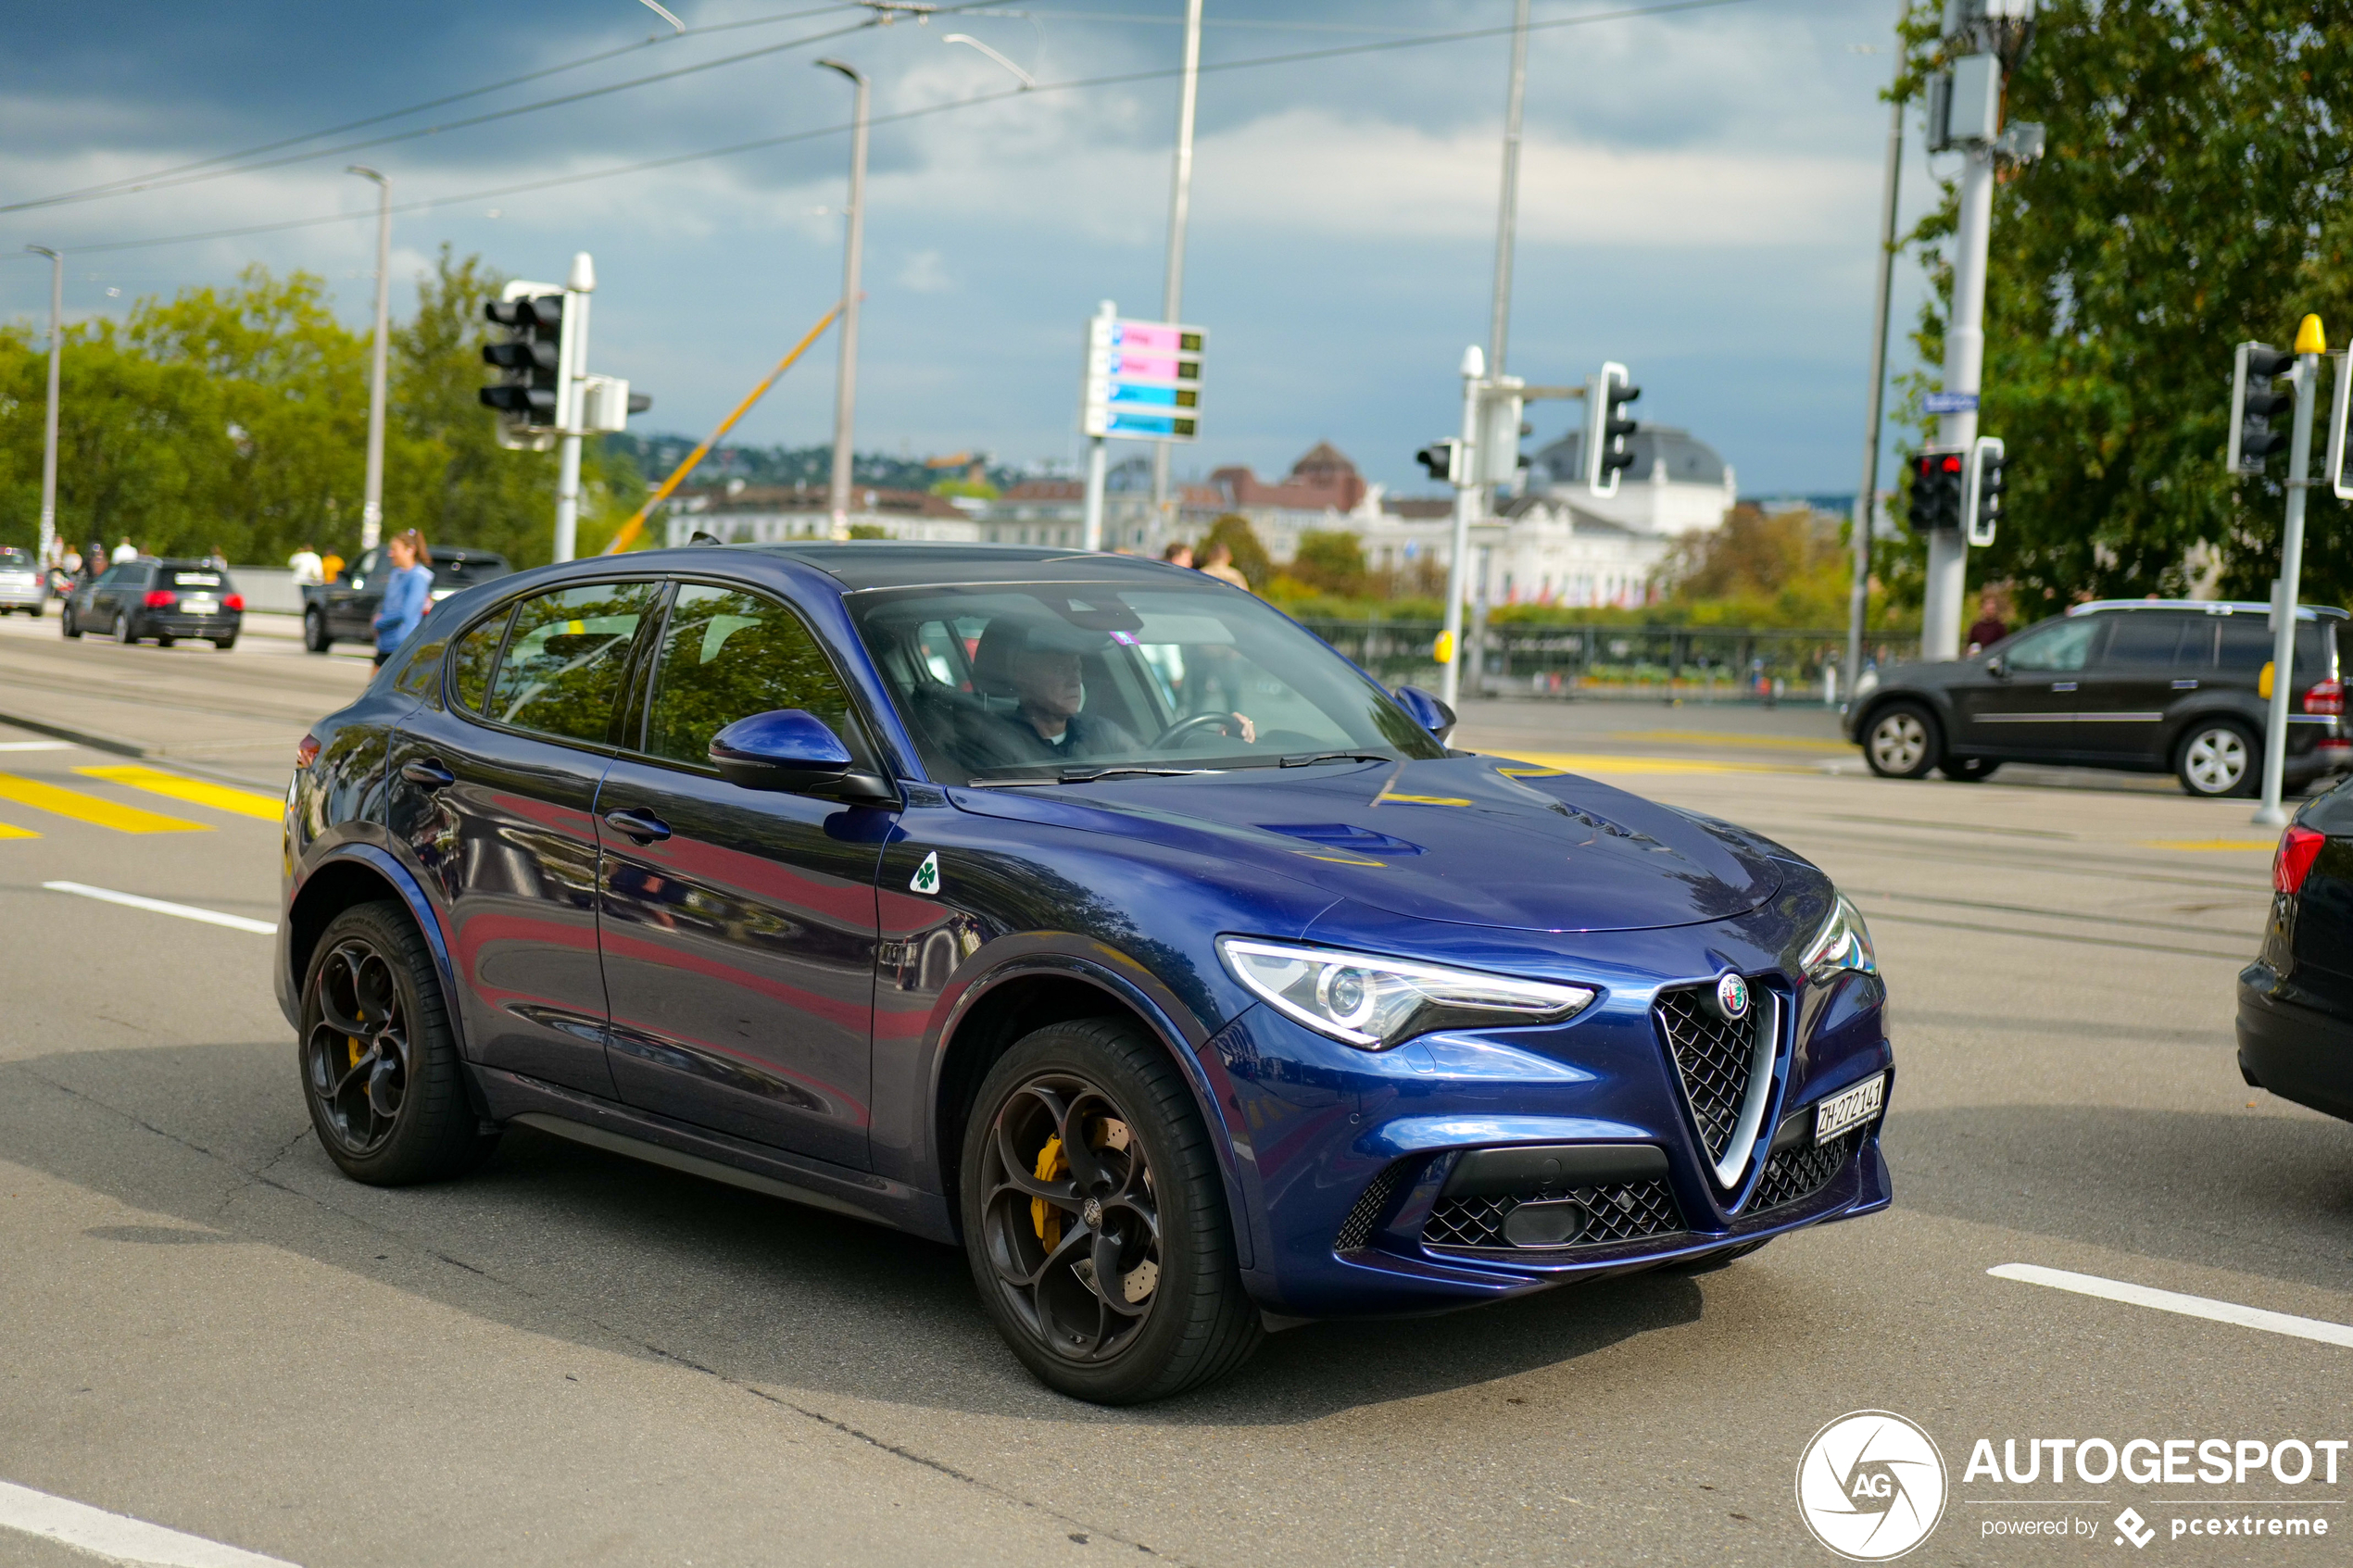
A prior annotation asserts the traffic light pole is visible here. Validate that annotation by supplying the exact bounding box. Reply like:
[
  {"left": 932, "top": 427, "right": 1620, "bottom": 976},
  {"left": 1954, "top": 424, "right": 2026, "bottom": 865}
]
[
  {"left": 2254, "top": 322, "right": 2325, "bottom": 827},
  {"left": 1440, "top": 345, "right": 1486, "bottom": 710},
  {"left": 1923, "top": 144, "right": 1994, "bottom": 661},
  {"left": 349, "top": 166, "right": 391, "bottom": 553},
  {"left": 26, "top": 245, "right": 61, "bottom": 572},
  {"left": 1148, "top": 0, "right": 1203, "bottom": 546},
  {"left": 551, "top": 252, "right": 594, "bottom": 564},
  {"left": 819, "top": 59, "right": 871, "bottom": 543},
  {"left": 1848, "top": 70, "right": 1905, "bottom": 695}
]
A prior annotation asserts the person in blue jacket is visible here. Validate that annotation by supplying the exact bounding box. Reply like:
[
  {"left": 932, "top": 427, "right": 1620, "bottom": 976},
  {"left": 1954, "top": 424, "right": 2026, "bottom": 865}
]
[{"left": 371, "top": 529, "right": 434, "bottom": 668}]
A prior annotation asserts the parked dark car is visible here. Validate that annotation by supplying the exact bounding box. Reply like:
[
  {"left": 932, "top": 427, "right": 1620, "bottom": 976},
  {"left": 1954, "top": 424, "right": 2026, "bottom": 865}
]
[
  {"left": 60, "top": 558, "right": 243, "bottom": 648},
  {"left": 2239, "top": 789, "right": 2353, "bottom": 1123},
  {"left": 1846, "top": 599, "right": 2349, "bottom": 797},
  {"left": 281, "top": 544, "right": 1892, "bottom": 1402},
  {"left": 303, "top": 546, "right": 510, "bottom": 652},
  {"left": 0, "top": 546, "right": 47, "bottom": 615}
]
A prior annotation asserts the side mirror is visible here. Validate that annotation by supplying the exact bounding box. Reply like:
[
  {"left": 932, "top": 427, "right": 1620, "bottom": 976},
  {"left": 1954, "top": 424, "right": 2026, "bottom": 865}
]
[
  {"left": 1983, "top": 654, "right": 2007, "bottom": 679},
  {"left": 1392, "top": 684, "right": 1457, "bottom": 744},
  {"left": 709, "top": 709, "right": 895, "bottom": 803}
]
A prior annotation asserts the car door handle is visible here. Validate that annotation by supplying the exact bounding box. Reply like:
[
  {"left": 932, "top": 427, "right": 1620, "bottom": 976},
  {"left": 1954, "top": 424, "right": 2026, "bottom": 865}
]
[
  {"left": 2050, "top": 681, "right": 2077, "bottom": 692},
  {"left": 2172, "top": 678, "right": 2199, "bottom": 689},
  {"left": 399, "top": 759, "right": 455, "bottom": 790},
  {"left": 603, "top": 808, "right": 671, "bottom": 845}
]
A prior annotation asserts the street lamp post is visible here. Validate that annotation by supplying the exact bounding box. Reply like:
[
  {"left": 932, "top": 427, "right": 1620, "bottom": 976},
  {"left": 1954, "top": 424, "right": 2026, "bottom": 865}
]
[
  {"left": 1847, "top": 59, "right": 1906, "bottom": 696},
  {"left": 1147, "top": 0, "right": 1203, "bottom": 541},
  {"left": 347, "top": 166, "right": 392, "bottom": 553},
  {"left": 1487, "top": 0, "right": 1530, "bottom": 377},
  {"left": 817, "top": 58, "right": 871, "bottom": 541},
  {"left": 24, "top": 246, "right": 62, "bottom": 573}
]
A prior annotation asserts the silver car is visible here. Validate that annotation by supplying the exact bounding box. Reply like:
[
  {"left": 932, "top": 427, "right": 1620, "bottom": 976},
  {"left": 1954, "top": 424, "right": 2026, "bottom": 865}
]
[{"left": 0, "top": 546, "right": 48, "bottom": 615}]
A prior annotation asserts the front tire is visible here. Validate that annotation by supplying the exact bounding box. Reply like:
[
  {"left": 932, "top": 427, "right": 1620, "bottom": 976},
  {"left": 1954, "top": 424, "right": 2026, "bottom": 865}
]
[
  {"left": 2177, "top": 720, "right": 2259, "bottom": 797},
  {"left": 1863, "top": 701, "right": 1940, "bottom": 780},
  {"left": 961, "top": 1017, "right": 1262, "bottom": 1404},
  {"left": 60, "top": 604, "right": 80, "bottom": 639},
  {"left": 303, "top": 608, "right": 330, "bottom": 653},
  {"left": 113, "top": 611, "right": 138, "bottom": 646},
  {"left": 1940, "top": 756, "right": 2000, "bottom": 783},
  {"left": 299, "top": 900, "right": 498, "bottom": 1185}
]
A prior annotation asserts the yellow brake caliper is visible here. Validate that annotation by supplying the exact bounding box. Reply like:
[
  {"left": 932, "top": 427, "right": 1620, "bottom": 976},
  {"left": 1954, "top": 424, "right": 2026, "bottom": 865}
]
[{"left": 1031, "top": 1135, "right": 1068, "bottom": 1248}]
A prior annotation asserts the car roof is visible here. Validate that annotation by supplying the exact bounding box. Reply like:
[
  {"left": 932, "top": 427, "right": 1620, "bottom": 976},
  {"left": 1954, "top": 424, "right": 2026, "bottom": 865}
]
[
  {"left": 697, "top": 541, "right": 1200, "bottom": 594},
  {"left": 2067, "top": 597, "right": 2348, "bottom": 622}
]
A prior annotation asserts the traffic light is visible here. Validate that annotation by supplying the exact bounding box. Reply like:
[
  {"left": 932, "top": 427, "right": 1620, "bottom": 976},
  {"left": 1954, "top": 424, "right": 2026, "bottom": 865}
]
[
  {"left": 1964, "top": 435, "right": 2006, "bottom": 547},
  {"left": 1416, "top": 438, "right": 1465, "bottom": 484},
  {"left": 1907, "top": 448, "right": 1966, "bottom": 532},
  {"left": 1583, "top": 361, "right": 1640, "bottom": 497},
  {"left": 2228, "top": 340, "right": 2297, "bottom": 476},
  {"left": 481, "top": 286, "right": 568, "bottom": 435}
]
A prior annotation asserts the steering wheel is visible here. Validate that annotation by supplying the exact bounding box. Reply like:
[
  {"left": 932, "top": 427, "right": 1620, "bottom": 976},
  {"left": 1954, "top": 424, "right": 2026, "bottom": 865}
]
[{"left": 1150, "top": 712, "right": 1239, "bottom": 751}]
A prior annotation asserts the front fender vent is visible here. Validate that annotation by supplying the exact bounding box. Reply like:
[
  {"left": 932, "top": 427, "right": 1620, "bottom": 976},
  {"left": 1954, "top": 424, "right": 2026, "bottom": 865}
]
[{"left": 1333, "top": 1160, "right": 1414, "bottom": 1251}]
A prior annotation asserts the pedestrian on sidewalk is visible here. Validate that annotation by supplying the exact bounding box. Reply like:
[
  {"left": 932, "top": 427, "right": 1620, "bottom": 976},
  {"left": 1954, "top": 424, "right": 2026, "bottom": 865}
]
[
  {"left": 371, "top": 530, "right": 434, "bottom": 668},
  {"left": 1199, "top": 539, "right": 1249, "bottom": 592},
  {"left": 1965, "top": 593, "right": 2007, "bottom": 657},
  {"left": 287, "top": 543, "right": 324, "bottom": 586},
  {"left": 1161, "top": 542, "right": 1195, "bottom": 569},
  {"left": 82, "top": 540, "right": 105, "bottom": 582},
  {"left": 110, "top": 538, "right": 137, "bottom": 565}
]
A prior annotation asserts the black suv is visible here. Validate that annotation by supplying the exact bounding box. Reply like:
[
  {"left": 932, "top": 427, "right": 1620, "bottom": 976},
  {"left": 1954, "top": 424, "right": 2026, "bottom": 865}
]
[
  {"left": 303, "top": 546, "right": 510, "bottom": 652},
  {"left": 60, "top": 558, "right": 244, "bottom": 648},
  {"left": 1846, "top": 599, "right": 2349, "bottom": 797}
]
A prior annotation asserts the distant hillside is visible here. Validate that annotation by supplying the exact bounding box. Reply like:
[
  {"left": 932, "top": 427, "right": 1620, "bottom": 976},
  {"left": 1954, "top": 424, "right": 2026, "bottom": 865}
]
[{"left": 604, "top": 433, "right": 1024, "bottom": 495}]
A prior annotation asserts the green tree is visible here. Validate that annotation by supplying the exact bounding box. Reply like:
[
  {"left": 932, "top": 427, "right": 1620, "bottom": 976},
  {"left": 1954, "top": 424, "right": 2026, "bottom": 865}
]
[
  {"left": 1286, "top": 529, "right": 1368, "bottom": 597},
  {"left": 1656, "top": 506, "right": 1858, "bottom": 627},
  {"left": 1893, "top": 1, "right": 2353, "bottom": 613},
  {"left": 1198, "top": 513, "right": 1271, "bottom": 588}
]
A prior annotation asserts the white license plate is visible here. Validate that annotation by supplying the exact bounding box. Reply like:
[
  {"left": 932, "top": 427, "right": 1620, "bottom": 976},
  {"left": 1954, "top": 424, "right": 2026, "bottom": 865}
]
[
  {"left": 182, "top": 598, "right": 216, "bottom": 613},
  {"left": 1814, "top": 1073, "right": 1884, "bottom": 1144}
]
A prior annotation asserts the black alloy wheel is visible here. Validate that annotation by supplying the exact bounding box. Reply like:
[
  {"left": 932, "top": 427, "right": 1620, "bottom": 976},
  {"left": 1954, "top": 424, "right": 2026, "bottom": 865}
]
[
  {"left": 112, "top": 609, "right": 138, "bottom": 646},
  {"left": 60, "top": 603, "right": 79, "bottom": 639},
  {"left": 2176, "top": 720, "right": 2259, "bottom": 798},
  {"left": 213, "top": 635, "right": 236, "bottom": 651},
  {"left": 303, "top": 608, "right": 330, "bottom": 653},
  {"left": 962, "top": 1018, "right": 1261, "bottom": 1403},
  {"left": 1863, "top": 701, "right": 1940, "bottom": 780},
  {"left": 1940, "top": 757, "right": 2001, "bottom": 783},
  {"left": 299, "top": 900, "right": 499, "bottom": 1185}
]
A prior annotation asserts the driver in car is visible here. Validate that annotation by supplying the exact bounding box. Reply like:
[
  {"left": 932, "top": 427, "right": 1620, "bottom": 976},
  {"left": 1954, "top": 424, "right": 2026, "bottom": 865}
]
[{"left": 961, "top": 621, "right": 1142, "bottom": 770}]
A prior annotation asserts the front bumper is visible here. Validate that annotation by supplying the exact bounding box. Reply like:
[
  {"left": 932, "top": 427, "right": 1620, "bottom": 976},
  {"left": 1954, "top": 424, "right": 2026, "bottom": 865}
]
[
  {"left": 0, "top": 586, "right": 45, "bottom": 609},
  {"left": 1213, "top": 964, "right": 1894, "bottom": 1318}
]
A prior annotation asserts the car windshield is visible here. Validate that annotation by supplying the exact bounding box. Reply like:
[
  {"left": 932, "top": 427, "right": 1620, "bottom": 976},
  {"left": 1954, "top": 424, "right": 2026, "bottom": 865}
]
[
  {"left": 433, "top": 556, "right": 510, "bottom": 587},
  {"left": 850, "top": 577, "right": 1447, "bottom": 785}
]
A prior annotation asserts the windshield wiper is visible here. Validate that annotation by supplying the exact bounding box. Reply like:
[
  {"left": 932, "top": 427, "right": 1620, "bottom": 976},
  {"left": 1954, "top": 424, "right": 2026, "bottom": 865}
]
[
  {"left": 1056, "top": 765, "right": 1215, "bottom": 784},
  {"left": 1278, "top": 751, "right": 1394, "bottom": 768}
]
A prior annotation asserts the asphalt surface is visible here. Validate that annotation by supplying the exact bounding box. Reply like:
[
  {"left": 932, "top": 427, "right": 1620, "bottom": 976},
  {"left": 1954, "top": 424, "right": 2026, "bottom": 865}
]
[{"left": 2, "top": 623, "right": 2349, "bottom": 1567}]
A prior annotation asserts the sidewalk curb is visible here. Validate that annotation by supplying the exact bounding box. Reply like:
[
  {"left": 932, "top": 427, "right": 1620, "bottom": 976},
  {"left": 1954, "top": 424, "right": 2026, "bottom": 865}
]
[{"left": 0, "top": 706, "right": 292, "bottom": 797}]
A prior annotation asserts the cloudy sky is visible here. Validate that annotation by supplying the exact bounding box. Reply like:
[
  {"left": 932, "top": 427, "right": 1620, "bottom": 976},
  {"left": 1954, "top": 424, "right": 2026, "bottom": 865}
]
[{"left": 0, "top": 0, "right": 1949, "bottom": 497}]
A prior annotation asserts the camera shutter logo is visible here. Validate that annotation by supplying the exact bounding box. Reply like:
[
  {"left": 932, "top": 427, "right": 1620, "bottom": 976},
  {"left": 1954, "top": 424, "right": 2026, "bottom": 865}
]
[{"left": 1794, "top": 1410, "right": 1947, "bottom": 1561}]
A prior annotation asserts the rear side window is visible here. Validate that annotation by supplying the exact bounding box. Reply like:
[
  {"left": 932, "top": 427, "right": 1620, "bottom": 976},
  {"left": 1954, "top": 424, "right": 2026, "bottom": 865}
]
[
  {"left": 485, "top": 583, "right": 658, "bottom": 746},
  {"left": 2100, "top": 614, "right": 2194, "bottom": 668},
  {"left": 449, "top": 608, "right": 510, "bottom": 714},
  {"left": 641, "top": 583, "right": 862, "bottom": 768},
  {"left": 2215, "top": 616, "right": 2330, "bottom": 679}
]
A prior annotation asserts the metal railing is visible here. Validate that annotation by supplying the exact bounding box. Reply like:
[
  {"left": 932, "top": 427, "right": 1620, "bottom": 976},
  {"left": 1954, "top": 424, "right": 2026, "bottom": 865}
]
[{"left": 1297, "top": 620, "right": 1923, "bottom": 703}]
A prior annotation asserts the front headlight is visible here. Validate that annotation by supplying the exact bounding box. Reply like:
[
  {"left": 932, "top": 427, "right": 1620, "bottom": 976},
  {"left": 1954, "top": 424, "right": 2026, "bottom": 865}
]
[
  {"left": 1802, "top": 894, "right": 1877, "bottom": 983},
  {"left": 1216, "top": 936, "right": 1596, "bottom": 1050}
]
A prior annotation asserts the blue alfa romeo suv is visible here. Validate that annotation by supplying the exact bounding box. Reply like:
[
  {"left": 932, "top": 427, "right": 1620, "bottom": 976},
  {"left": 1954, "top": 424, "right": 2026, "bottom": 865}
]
[{"left": 279, "top": 544, "right": 1892, "bottom": 1402}]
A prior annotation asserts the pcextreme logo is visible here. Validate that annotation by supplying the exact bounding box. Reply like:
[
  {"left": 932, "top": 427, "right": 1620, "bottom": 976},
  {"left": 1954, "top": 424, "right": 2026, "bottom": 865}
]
[{"left": 1795, "top": 1411, "right": 1950, "bottom": 1562}]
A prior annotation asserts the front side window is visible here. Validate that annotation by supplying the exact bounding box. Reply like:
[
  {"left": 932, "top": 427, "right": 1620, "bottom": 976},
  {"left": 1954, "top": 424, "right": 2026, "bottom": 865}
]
[
  {"left": 851, "top": 579, "right": 1446, "bottom": 784},
  {"left": 2007, "top": 617, "right": 2102, "bottom": 672},
  {"left": 346, "top": 548, "right": 379, "bottom": 588},
  {"left": 484, "top": 583, "right": 657, "bottom": 746},
  {"left": 643, "top": 583, "right": 862, "bottom": 768}
]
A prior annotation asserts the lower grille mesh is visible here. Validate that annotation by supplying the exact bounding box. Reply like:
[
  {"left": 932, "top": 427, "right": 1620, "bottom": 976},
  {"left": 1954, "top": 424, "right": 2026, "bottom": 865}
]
[
  {"left": 1333, "top": 1161, "right": 1413, "bottom": 1250},
  {"left": 1752, "top": 1129, "right": 1861, "bottom": 1212},
  {"left": 1422, "top": 1181, "right": 1683, "bottom": 1252}
]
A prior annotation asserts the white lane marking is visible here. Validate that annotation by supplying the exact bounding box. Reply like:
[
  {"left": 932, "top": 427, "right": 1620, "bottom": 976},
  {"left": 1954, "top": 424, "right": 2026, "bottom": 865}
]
[
  {"left": 0, "top": 1480, "right": 299, "bottom": 1567},
  {"left": 1990, "top": 1263, "right": 2353, "bottom": 1349},
  {"left": 41, "top": 881, "right": 277, "bottom": 936},
  {"left": 0, "top": 740, "right": 72, "bottom": 751}
]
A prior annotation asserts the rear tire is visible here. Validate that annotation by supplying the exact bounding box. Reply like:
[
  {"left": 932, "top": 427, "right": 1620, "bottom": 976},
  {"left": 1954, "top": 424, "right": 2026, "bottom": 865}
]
[
  {"left": 1940, "top": 757, "right": 2000, "bottom": 783},
  {"left": 2176, "top": 720, "right": 2259, "bottom": 797},
  {"left": 113, "top": 611, "right": 138, "bottom": 646},
  {"left": 299, "top": 900, "right": 499, "bottom": 1185},
  {"left": 60, "top": 605, "right": 80, "bottom": 639},
  {"left": 156, "top": 634, "right": 175, "bottom": 648},
  {"left": 213, "top": 636, "right": 237, "bottom": 651},
  {"left": 961, "top": 1017, "right": 1262, "bottom": 1404},
  {"left": 1863, "top": 701, "right": 1940, "bottom": 780},
  {"left": 303, "top": 608, "right": 330, "bottom": 654}
]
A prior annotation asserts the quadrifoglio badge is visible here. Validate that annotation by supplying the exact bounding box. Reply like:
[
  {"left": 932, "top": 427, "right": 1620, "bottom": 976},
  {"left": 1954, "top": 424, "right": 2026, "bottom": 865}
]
[{"left": 1797, "top": 1411, "right": 2345, "bottom": 1557}]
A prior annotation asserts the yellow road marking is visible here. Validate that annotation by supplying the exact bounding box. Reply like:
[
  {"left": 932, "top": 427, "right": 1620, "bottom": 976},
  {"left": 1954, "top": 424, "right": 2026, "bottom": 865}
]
[
  {"left": 1609, "top": 729, "right": 1851, "bottom": 755},
  {"left": 2140, "top": 838, "right": 2280, "bottom": 852},
  {"left": 0, "top": 821, "right": 38, "bottom": 839},
  {"left": 74, "top": 764, "right": 282, "bottom": 822},
  {"left": 0, "top": 772, "right": 209, "bottom": 834}
]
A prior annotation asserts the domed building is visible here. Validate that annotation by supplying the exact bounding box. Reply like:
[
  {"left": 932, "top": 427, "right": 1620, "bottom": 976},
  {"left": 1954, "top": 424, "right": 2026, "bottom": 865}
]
[{"left": 1529, "top": 424, "right": 1738, "bottom": 535}]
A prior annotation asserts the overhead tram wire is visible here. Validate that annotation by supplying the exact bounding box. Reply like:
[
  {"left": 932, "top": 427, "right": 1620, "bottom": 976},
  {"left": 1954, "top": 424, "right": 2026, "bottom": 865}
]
[
  {"left": 0, "top": 4, "right": 878, "bottom": 214},
  {"left": 42, "top": 0, "right": 1766, "bottom": 257}
]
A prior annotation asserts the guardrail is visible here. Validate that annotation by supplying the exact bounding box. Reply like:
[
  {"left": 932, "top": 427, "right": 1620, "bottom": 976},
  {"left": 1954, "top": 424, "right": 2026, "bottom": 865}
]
[{"left": 1295, "top": 620, "right": 1923, "bottom": 703}]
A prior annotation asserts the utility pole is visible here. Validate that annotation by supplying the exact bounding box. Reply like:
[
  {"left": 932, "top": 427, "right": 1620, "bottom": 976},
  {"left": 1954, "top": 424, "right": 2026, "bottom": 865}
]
[
  {"left": 1147, "top": 0, "right": 1203, "bottom": 543},
  {"left": 1082, "top": 299, "right": 1114, "bottom": 552},
  {"left": 25, "top": 246, "right": 61, "bottom": 572},
  {"left": 348, "top": 167, "right": 392, "bottom": 552},
  {"left": 1440, "top": 345, "right": 1486, "bottom": 709},
  {"left": 818, "top": 57, "right": 871, "bottom": 541},
  {"left": 2254, "top": 316, "right": 2328, "bottom": 826},
  {"left": 1848, "top": 59, "right": 1906, "bottom": 692},
  {"left": 551, "top": 251, "right": 595, "bottom": 564},
  {"left": 1488, "top": 0, "right": 1530, "bottom": 376}
]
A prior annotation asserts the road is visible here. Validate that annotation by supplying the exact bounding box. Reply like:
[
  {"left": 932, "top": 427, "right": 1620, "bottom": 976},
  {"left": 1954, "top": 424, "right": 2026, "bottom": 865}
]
[{"left": 1, "top": 623, "right": 2348, "bottom": 1566}]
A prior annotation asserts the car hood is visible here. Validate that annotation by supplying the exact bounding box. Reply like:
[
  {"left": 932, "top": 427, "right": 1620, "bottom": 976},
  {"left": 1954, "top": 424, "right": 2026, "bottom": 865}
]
[{"left": 947, "top": 755, "right": 1780, "bottom": 934}]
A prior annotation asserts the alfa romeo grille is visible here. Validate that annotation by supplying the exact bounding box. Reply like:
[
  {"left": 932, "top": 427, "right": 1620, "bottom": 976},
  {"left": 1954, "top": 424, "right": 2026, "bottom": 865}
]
[
  {"left": 1753, "top": 1129, "right": 1861, "bottom": 1213},
  {"left": 1655, "top": 984, "right": 1769, "bottom": 1170},
  {"left": 1333, "top": 1161, "right": 1413, "bottom": 1251},
  {"left": 1422, "top": 1181, "right": 1682, "bottom": 1253}
]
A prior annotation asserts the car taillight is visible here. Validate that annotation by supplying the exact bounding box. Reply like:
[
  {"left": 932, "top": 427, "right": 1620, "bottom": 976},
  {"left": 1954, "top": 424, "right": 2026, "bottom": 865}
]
[
  {"left": 223, "top": 594, "right": 245, "bottom": 611},
  {"left": 2303, "top": 679, "right": 2344, "bottom": 715},
  {"left": 2274, "top": 825, "right": 2325, "bottom": 895},
  {"left": 296, "top": 734, "right": 321, "bottom": 771},
  {"left": 143, "top": 589, "right": 175, "bottom": 608}
]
